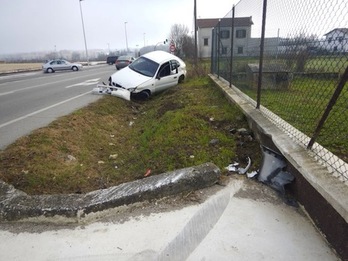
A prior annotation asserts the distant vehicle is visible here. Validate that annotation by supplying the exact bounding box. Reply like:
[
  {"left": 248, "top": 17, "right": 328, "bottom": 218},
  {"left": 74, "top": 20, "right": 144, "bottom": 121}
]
[
  {"left": 42, "top": 59, "right": 82, "bottom": 73},
  {"left": 102, "top": 50, "right": 186, "bottom": 100},
  {"left": 115, "top": 56, "right": 135, "bottom": 70},
  {"left": 106, "top": 56, "right": 118, "bottom": 65}
]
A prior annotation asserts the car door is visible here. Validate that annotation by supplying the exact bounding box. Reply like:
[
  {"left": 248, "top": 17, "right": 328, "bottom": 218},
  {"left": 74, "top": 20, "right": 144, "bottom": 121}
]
[
  {"left": 55, "top": 60, "right": 64, "bottom": 71},
  {"left": 60, "top": 60, "right": 70, "bottom": 70},
  {"left": 154, "top": 61, "right": 178, "bottom": 93}
]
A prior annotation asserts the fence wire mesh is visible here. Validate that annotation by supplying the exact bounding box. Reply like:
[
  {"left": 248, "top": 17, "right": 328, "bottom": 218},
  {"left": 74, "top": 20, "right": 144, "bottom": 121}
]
[{"left": 210, "top": 0, "right": 348, "bottom": 182}]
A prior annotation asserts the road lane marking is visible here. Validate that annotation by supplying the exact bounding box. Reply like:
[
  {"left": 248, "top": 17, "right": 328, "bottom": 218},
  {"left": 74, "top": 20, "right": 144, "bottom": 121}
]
[
  {"left": 0, "top": 72, "right": 105, "bottom": 94},
  {"left": 0, "top": 91, "right": 14, "bottom": 96},
  {"left": 0, "top": 90, "right": 92, "bottom": 129},
  {"left": 0, "top": 77, "right": 101, "bottom": 96},
  {"left": 65, "top": 78, "right": 100, "bottom": 88}
]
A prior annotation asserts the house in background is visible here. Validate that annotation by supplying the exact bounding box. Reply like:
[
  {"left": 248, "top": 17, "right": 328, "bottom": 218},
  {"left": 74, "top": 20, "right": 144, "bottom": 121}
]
[
  {"left": 322, "top": 28, "right": 348, "bottom": 53},
  {"left": 196, "top": 17, "right": 253, "bottom": 58}
]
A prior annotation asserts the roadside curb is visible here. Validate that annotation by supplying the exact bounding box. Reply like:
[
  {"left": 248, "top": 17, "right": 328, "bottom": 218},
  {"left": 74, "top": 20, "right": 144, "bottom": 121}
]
[{"left": 0, "top": 162, "right": 220, "bottom": 221}]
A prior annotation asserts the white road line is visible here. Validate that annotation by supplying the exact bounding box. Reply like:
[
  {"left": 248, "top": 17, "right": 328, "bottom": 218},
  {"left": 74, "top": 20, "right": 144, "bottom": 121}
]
[
  {"left": 65, "top": 78, "right": 100, "bottom": 88},
  {"left": 0, "top": 91, "right": 14, "bottom": 96},
  {"left": 0, "top": 90, "right": 92, "bottom": 129},
  {"left": 0, "top": 77, "right": 101, "bottom": 96}
]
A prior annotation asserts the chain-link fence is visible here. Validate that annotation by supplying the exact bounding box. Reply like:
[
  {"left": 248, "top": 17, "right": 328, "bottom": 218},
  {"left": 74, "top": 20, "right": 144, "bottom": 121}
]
[{"left": 209, "top": 0, "right": 348, "bottom": 182}]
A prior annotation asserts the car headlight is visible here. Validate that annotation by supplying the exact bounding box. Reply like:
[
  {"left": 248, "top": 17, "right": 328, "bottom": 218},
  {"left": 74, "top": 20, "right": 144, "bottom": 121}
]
[{"left": 128, "top": 88, "right": 136, "bottom": 92}]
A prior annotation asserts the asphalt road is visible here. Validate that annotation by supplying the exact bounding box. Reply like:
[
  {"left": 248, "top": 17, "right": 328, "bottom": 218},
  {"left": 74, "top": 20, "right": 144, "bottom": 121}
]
[{"left": 0, "top": 64, "right": 116, "bottom": 150}]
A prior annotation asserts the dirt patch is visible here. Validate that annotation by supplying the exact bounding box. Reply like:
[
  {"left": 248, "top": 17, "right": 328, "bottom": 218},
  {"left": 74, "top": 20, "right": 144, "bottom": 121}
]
[{"left": 0, "top": 63, "right": 42, "bottom": 73}]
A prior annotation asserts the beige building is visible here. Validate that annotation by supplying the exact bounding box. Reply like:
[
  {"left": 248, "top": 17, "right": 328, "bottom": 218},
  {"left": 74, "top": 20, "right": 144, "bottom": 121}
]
[{"left": 196, "top": 17, "right": 254, "bottom": 58}]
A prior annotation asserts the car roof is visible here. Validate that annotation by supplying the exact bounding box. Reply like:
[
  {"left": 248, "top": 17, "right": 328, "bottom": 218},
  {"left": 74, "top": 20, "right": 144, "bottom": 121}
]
[
  {"left": 142, "top": 51, "right": 180, "bottom": 63},
  {"left": 118, "top": 56, "right": 133, "bottom": 59}
]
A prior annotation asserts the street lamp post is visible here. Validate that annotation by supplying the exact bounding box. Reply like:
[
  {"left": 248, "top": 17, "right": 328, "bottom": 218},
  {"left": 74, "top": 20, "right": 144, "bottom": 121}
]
[
  {"left": 79, "top": 0, "right": 89, "bottom": 65},
  {"left": 124, "top": 22, "right": 129, "bottom": 53}
]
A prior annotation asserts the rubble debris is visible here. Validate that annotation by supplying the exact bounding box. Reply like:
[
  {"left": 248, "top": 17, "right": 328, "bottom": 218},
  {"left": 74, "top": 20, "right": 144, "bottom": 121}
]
[
  {"left": 225, "top": 162, "right": 239, "bottom": 172},
  {"left": 225, "top": 157, "right": 251, "bottom": 174},
  {"left": 66, "top": 155, "right": 76, "bottom": 161},
  {"left": 209, "top": 138, "right": 219, "bottom": 145},
  {"left": 238, "top": 157, "right": 251, "bottom": 175},
  {"left": 144, "top": 169, "right": 152, "bottom": 177},
  {"left": 225, "top": 146, "right": 295, "bottom": 198},
  {"left": 247, "top": 171, "right": 258, "bottom": 178},
  {"left": 92, "top": 85, "right": 112, "bottom": 95},
  {"left": 109, "top": 154, "right": 118, "bottom": 160},
  {"left": 92, "top": 84, "right": 131, "bottom": 101}
]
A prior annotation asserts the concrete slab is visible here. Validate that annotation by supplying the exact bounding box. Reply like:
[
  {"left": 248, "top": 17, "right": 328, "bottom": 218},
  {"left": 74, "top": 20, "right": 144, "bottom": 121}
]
[{"left": 0, "top": 178, "right": 339, "bottom": 261}]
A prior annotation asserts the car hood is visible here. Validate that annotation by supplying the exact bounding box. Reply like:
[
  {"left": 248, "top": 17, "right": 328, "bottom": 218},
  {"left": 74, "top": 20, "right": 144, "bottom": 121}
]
[{"left": 110, "top": 67, "right": 151, "bottom": 89}]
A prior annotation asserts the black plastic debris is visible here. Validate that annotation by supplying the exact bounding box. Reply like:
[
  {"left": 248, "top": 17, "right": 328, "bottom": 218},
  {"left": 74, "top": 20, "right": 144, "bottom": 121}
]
[{"left": 258, "top": 146, "right": 294, "bottom": 195}]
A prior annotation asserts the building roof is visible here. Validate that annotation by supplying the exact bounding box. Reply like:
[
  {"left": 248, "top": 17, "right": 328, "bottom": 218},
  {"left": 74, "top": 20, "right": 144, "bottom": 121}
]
[
  {"left": 324, "top": 28, "right": 348, "bottom": 36},
  {"left": 196, "top": 17, "right": 253, "bottom": 29}
]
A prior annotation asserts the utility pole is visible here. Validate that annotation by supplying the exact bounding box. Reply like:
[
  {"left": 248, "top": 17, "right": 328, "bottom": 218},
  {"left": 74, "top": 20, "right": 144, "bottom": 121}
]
[
  {"left": 194, "top": 0, "right": 198, "bottom": 64},
  {"left": 79, "top": 0, "right": 89, "bottom": 65},
  {"left": 124, "top": 22, "right": 129, "bottom": 53}
]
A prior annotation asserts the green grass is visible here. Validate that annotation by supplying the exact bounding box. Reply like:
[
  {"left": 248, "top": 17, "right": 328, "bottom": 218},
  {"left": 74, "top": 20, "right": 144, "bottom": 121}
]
[
  {"left": 214, "top": 55, "right": 348, "bottom": 160},
  {"left": 241, "top": 76, "right": 348, "bottom": 160},
  {"left": 0, "top": 63, "right": 261, "bottom": 195}
]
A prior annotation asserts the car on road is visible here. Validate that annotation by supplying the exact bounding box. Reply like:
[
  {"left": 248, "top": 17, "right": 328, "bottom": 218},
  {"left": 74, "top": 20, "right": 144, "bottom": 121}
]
[
  {"left": 115, "top": 56, "right": 135, "bottom": 70},
  {"left": 42, "top": 59, "right": 83, "bottom": 73},
  {"left": 106, "top": 56, "right": 118, "bottom": 65},
  {"left": 106, "top": 50, "right": 186, "bottom": 100}
]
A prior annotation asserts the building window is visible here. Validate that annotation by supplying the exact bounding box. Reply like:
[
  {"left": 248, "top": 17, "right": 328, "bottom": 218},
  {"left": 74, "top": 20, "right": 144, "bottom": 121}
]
[
  {"left": 220, "top": 30, "right": 230, "bottom": 39},
  {"left": 237, "top": 46, "right": 244, "bottom": 54},
  {"left": 221, "top": 47, "right": 228, "bottom": 55},
  {"left": 328, "top": 37, "right": 332, "bottom": 43},
  {"left": 236, "top": 29, "right": 246, "bottom": 38},
  {"left": 203, "top": 38, "right": 209, "bottom": 46}
]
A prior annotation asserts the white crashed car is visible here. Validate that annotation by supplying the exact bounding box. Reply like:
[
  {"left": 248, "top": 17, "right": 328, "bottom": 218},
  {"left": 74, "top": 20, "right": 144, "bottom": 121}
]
[{"left": 97, "top": 51, "right": 186, "bottom": 100}]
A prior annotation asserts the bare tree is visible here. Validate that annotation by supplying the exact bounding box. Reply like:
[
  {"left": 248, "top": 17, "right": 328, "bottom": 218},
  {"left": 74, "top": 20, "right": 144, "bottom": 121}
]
[
  {"left": 169, "top": 24, "right": 190, "bottom": 57},
  {"left": 182, "top": 35, "right": 195, "bottom": 58}
]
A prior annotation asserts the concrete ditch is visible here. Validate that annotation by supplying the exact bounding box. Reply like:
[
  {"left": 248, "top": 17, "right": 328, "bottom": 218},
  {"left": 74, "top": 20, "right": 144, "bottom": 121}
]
[
  {"left": 210, "top": 74, "right": 348, "bottom": 260},
  {"left": 0, "top": 162, "right": 220, "bottom": 221}
]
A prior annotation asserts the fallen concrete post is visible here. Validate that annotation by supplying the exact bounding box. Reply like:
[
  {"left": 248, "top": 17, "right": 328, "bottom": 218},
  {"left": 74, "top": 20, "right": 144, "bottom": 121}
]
[{"left": 0, "top": 162, "right": 220, "bottom": 221}]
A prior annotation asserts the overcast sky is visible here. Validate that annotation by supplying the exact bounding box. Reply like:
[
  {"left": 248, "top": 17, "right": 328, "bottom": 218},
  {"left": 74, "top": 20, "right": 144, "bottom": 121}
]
[{"left": 0, "top": 0, "right": 238, "bottom": 55}]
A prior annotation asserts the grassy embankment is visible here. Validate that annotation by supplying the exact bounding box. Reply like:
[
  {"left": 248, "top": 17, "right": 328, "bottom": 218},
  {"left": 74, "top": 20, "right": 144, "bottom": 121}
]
[{"left": 0, "top": 61, "right": 261, "bottom": 195}]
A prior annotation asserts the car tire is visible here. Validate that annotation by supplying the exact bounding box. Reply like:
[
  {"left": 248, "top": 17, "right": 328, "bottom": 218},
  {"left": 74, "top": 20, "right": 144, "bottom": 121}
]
[
  {"left": 178, "top": 75, "right": 185, "bottom": 84},
  {"left": 47, "top": 68, "right": 54, "bottom": 73},
  {"left": 135, "top": 90, "right": 151, "bottom": 100},
  {"left": 72, "top": 66, "right": 78, "bottom": 71}
]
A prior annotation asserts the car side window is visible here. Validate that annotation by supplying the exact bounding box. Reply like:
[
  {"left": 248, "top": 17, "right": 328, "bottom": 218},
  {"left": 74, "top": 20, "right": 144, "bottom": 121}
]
[
  {"left": 170, "top": 60, "right": 180, "bottom": 72},
  {"left": 158, "top": 62, "right": 171, "bottom": 78}
]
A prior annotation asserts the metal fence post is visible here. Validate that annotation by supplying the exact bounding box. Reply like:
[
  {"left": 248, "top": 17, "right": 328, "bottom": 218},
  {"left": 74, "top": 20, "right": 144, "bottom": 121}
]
[
  {"left": 229, "top": 6, "right": 235, "bottom": 87},
  {"left": 307, "top": 66, "right": 348, "bottom": 149},
  {"left": 256, "top": 0, "right": 268, "bottom": 109},
  {"left": 217, "top": 19, "right": 221, "bottom": 78}
]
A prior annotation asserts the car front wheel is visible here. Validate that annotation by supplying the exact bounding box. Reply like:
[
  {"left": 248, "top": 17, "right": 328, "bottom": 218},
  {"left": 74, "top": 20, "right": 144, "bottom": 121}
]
[
  {"left": 134, "top": 90, "right": 151, "bottom": 100},
  {"left": 178, "top": 75, "right": 185, "bottom": 84},
  {"left": 47, "top": 68, "right": 54, "bottom": 73}
]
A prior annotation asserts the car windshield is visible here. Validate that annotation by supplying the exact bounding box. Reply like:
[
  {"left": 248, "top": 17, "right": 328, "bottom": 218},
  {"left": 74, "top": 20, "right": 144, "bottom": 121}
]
[{"left": 129, "top": 57, "right": 159, "bottom": 77}]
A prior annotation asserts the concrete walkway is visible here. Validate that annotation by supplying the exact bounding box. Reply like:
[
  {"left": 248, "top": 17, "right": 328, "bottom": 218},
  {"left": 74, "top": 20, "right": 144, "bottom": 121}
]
[{"left": 0, "top": 178, "right": 339, "bottom": 261}]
